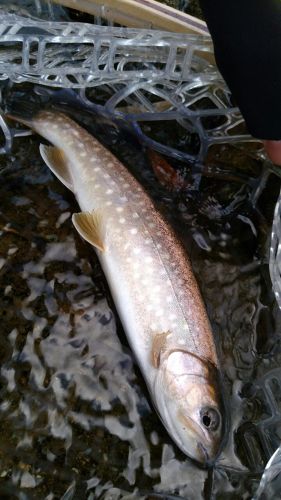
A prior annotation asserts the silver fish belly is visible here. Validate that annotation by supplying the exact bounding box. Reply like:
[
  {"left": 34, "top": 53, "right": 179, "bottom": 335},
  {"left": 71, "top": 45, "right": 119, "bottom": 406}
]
[{"left": 10, "top": 110, "right": 226, "bottom": 465}]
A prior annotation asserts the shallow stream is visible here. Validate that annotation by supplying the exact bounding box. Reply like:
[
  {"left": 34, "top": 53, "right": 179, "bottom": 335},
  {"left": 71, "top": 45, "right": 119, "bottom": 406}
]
[{"left": 0, "top": 84, "right": 281, "bottom": 499}]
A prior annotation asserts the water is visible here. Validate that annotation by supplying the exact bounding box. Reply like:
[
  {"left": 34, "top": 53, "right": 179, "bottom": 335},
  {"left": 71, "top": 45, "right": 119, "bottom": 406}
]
[
  {"left": 0, "top": 2, "right": 280, "bottom": 497},
  {"left": 1, "top": 89, "right": 281, "bottom": 499}
]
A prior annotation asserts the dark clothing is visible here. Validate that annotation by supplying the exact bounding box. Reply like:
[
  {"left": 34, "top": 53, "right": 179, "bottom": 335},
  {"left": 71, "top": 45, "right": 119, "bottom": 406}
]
[{"left": 199, "top": 0, "right": 281, "bottom": 140}]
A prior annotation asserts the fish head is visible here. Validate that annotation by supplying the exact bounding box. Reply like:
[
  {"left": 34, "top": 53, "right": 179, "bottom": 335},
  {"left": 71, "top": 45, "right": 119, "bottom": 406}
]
[{"left": 154, "top": 350, "right": 225, "bottom": 466}]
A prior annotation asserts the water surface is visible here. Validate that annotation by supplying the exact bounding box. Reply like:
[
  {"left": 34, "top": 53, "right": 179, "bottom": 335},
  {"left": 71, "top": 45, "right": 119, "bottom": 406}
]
[{"left": 1, "top": 91, "right": 281, "bottom": 499}]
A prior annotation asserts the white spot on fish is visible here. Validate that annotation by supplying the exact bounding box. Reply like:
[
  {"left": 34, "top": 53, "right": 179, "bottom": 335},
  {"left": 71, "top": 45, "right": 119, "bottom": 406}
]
[
  {"left": 94, "top": 167, "right": 101, "bottom": 172},
  {"left": 132, "top": 213, "right": 139, "bottom": 219},
  {"left": 145, "top": 256, "right": 153, "bottom": 263},
  {"left": 80, "top": 152, "right": 86, "bottom": 157},
  {"left": 130, "top": 228, "right": 138, "bottom": 235},
  {"left": 116, "top": 207, "right": 124, "bottom": 212},
  {"left": 133, "top": 247, "right": 141, "bottom": 255},
  {"left": 156, "top": 309, "right": 163, "bottom": 317},
  {"left": 106, "top": 189, "right": 113, "bottom": 195},
  {"left": 119, "top": 218, "right": 125, "bottom": 224},
  {"left": 107, "top": 162, "right": 114, "bottom": 168},
  {"left": 105, "top": 201, "right": 112, "bottom": 206},
  {"left": 166, "top": 296, "right": 173, "bottom": 303},
  {"left": 169, "top": 314, "right": 177, "bottom": 321}
]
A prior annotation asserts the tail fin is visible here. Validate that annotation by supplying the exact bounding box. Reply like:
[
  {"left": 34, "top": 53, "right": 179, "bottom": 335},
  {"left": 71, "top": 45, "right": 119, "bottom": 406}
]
[
  {"left": 5, "top": 100, "right": 35, "bottom": 128},
  {"left": 5, "top": 97, "right": 44, "bottom": 128}
]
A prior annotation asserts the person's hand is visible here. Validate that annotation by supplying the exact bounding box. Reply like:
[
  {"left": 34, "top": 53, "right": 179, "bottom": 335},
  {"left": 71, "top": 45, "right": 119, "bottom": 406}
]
[{"left": 263, "top": 141, "right": 281, "bottom": 166}]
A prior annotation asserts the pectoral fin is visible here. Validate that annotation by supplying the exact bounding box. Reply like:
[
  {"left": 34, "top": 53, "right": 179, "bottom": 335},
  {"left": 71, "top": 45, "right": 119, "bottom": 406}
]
[
  {"left": 72, "top": 210, "right": 106, "bottom": 252},
  {"left": 39, "top": 144, "right": 73, "bottom": 191},
  {"left": 151, "top": 331, "right": 170, "bottom": 368}
]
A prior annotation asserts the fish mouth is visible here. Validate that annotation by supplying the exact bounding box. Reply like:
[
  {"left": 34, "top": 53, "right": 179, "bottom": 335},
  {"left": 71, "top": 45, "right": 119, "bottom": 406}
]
[
  {"left": 159, "top": 400, "right": 217, "bottom": 465},
  {"left": 197, "top": 442, "right": 215, "bottom": 467},
  {"left": 177, "top": 412, "right": 220, "bottom": 465}
]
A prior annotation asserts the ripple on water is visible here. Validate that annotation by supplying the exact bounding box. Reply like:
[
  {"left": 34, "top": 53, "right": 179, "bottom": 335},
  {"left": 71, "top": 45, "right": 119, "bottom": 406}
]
[{"left": 1, "top": 100, "right": 281, "bottom": 499}]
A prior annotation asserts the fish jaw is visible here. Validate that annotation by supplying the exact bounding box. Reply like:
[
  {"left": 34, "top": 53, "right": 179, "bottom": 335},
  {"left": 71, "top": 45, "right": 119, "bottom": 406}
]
[{"left": 154, "top": 350, "right": 225, "bottom": 465}]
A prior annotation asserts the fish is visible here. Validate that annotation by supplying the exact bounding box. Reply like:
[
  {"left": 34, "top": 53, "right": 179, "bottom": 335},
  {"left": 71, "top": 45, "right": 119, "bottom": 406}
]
[{"left": 7, "top": 110, "right": 226, "bottom": 465}]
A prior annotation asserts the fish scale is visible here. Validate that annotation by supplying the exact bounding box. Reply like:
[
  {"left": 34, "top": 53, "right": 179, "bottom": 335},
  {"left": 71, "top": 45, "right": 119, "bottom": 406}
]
[
  {"left": 36, "top": 112, "right": 217, "bottom": 362},
  {"left": 8, "top": 109, "right": 226, "bottom": 465}
]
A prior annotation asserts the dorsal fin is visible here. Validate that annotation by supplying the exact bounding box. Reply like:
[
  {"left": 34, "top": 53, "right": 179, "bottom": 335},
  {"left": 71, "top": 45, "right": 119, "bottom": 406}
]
[
  {"left": 72, "top": 210, "right": 106, "bottom": 252},
  {"left": 39, "top": 144, "right": 73, "bottom": 192}
]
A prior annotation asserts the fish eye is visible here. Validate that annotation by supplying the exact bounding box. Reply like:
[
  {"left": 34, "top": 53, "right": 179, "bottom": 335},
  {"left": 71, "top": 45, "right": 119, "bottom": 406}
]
[{"left": 200, "top": 407, "right": 220, "bottom": 431}]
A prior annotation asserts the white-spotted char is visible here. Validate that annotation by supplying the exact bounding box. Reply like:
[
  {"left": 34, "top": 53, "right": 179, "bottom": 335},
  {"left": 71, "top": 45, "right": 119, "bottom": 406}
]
[{"left": 9, "top": 110, "right": 226, "bottom": 465}]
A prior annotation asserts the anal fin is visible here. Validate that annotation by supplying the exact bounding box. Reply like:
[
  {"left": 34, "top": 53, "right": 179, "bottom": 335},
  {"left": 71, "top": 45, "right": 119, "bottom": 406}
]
[
  {"left": 40, "top": 144, "right": 73, "bottom": 192},
  {"left": 72, "top": 210, "right": 106, "bottom": 252}
]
